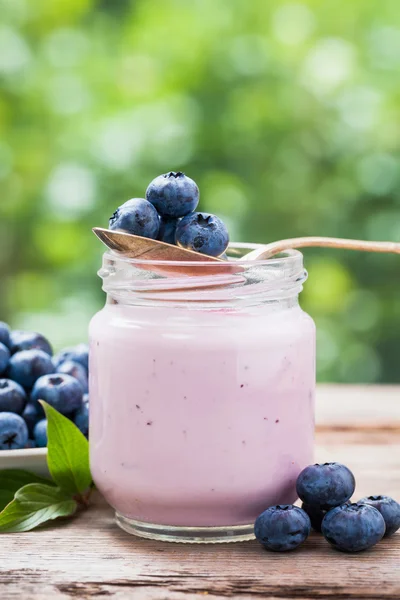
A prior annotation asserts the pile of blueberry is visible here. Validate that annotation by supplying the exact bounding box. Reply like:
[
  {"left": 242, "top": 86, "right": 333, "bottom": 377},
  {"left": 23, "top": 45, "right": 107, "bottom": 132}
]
[
  {"left": 109, "top": 171, "right": 230, "bottom": 258},
  {"left": 0, "top": 321, "right": 89, "bottom": 450},
  {"left": 255, "top": 462, "right": 400, "bottom": 553}
]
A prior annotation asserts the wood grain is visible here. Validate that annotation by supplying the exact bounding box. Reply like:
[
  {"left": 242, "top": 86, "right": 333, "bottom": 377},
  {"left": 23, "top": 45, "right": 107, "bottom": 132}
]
[{"left": 0, "top": 385, "right": 399, "bottom": 600}]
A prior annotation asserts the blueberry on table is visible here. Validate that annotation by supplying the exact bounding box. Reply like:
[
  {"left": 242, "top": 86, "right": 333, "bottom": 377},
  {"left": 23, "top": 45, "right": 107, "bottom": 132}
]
[
  {"left": 0, "top": 342, "right": 10, "bottom": 375},
  {"left": 175, "top": 212, "right": 229, "bottom": 257},
  {"left": 0, "top": 412, "right": 28, "bottom": 450},
  {"left": 54, "top": 343, "right": 89, "bottom": 373},
  {"left": 254, "top": 505, "right": 311, "bottom": 552},
  {"left": 322, "top": 503, "right": 386, "bottom": 552},
  {"left": 57, "top": 360, "right": 88, "bottom": 393},
  {"left": 9, "top": 330, "right": 53, "bottom": 356},
  {"left": 358, "top": 495, "right": 400, "bottom": 537},
  {"left": 109, "top": 198, "right": 160, "bottom": 239},
  {"left": 31, "top": 373, "right": 83, "bottom": 416},
  {"left": 33, "top": 419, "right": 47, "bottom": 448},
  {"left": 157, "top": 216, "right": 180, "bottom": 245},
  {"left": 0, "top": 379, "right": 26, "bottom": 414},
  {"left": 8, "top": 349, "right": 54, "bottom": 389},
  {"left": 22, "top": 402, "right": 41, "bottom": 435},
  {"left": 74, "top": 398, "right": 89, "bottom": 437},
  {"left": 146, "top": 171, "right": 199, "bottom": 218},
  {"left": 296, "top": 462, "right": 355, "bottom": 509},
  {"left": 0, "top": 322, "right": 10, "bottom": 349}
]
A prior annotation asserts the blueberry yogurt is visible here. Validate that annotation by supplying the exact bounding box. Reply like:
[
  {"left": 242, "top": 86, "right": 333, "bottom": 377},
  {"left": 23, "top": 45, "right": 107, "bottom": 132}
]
[{"left": 89, "top": 243, "right": 316, "bottom": 543}]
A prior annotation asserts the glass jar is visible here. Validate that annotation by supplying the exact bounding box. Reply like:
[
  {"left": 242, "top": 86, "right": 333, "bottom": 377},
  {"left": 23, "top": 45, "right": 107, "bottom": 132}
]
[{"left": 89, "top": 244, "right": 315, "bottom": 543}]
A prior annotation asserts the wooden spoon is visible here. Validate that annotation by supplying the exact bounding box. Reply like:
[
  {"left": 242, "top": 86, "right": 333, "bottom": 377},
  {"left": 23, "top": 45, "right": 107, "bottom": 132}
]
[
  {"left": 245, "top": 236, "right": 400, "bottom": 261},
  {"left": 93, "top": 228, "right": 400, "bottom": 278}
]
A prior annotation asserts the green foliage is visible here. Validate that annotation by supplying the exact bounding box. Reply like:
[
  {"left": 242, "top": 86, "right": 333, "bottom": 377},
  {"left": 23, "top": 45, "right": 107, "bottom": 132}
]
[
  {"left": 0, "top": 483, "right": 76, "bottom": 533},
  {"left": 41, "top": 401, "right": 92, "bottom": 496},
  {"left": 0, "top": 403, "right": 92, "bottom": 532},
  {"left": 0, "top": 0, "right": 399, "bottom": 382},
  {"left": 0, "top": 469, "right": 54, "bottom": 511}
]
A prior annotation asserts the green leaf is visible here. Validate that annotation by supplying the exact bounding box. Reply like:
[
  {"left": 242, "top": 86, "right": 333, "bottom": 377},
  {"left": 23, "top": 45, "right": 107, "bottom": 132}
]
[
  {"left": 40, "top": 401, "right": 92, "bottom": 496},
  {"left": 0, "top": 469, "right": 54, "bottom": 511},
  {"left": 0, "top": 483, "right": 77, "bottom": 533}
]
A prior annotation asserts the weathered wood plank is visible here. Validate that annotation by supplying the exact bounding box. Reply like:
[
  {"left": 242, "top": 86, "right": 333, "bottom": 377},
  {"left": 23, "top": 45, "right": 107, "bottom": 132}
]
[{"left": 0, "top": 386, "right": 398, "bottom": 600}]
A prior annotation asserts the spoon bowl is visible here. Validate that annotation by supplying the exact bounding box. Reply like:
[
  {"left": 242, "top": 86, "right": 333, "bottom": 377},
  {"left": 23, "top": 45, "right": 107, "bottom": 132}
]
[{"left": 92, "top": 228, "right": 240, "bottom": 276}]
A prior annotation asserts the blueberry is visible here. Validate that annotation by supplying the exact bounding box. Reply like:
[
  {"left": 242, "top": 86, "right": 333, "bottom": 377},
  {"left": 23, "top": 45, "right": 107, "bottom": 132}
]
[
  {"left": 0, "top": 322, "right": 10, "bottom": 349},
  {"left": 175, "top": 212, "right": 229, "bottom": 257},
  {"left": 322, "top": 503, "right": 386, "bottom": 552},
  {"left": 0, "top": 412, "right": 28, "bottom": 450},
  {"left": 109, "top": 198, "right": 160, "bottom": 239},
  {"left": 0, "top": 379, "right": 26, "bottom": 414},
  {"left": 296, "top": 462, "right": 355, "bottom": 509},
  {"left": 22, "top": 402, "right": 41, "bottom": 436},
  {"left": 8, "top": 349, "right": 54, "bottom": 389},
  {"left": 146, "top": 171, "right": 199, "bottom": 218},
  {"left": 0, "top": 342, "right": 10, "bottom": 375},
  {"left": 25, "top": 439, "right": 36, "bottom": 449},
  {"left": 157, "top": 216, "right": 180, "bottom": 245},
  {"left": 9, "top": 330, "right": 53, "bottom": 356},
  {"left": 74, "top": 397, "right": 89, "bottom": 437},
  {"left": 358, "top": 495, "right": 400, "bottom": 537},
  {"left": 54, "top": 343, "right": 89, "bottom": 373},
  {"left": 31, "top": 373, "right": 83, "bottom": 415},
  {"left": 57, "top": 360, "right": 88, "bottom": 393},
  {"left": 254, "top": 505, "right": 311, "bottom": 552},
  {"left": 33, "top": 419, "right": 47, "bottom": 448}
]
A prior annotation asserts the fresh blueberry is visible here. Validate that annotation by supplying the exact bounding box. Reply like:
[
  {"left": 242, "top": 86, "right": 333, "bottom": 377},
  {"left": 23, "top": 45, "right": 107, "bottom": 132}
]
[
  {"left": 22, "top": 402, "right": 41, "bottom": 436},
  {"left": 57, "top": 360, "right": 88, "bottom": 393},
  {"left": 175, "top": 212, "right": 229, "bottom": 257},
  {"left": 109, "top": 198, "right": 160, "bottom": 239},
  {"left": 9, "top": 330, "right": 53, "bottom": 356},
  {"left": 358, "top": 495, "right": 400, "bottom": 537},
  {"left": 322, "top": 503, "right": 386, "bottom": 552},
  {"left": 31, "top": 373, "right": 83, "bottom": 415},
  {"left": 0, "top": 322, "right": 11, "bottom": 349},
  {"left": 74, "top": 397, "right": 89, "bottom": 437},
  {"left": 146, "top": 171, "right": 199, "bottom": 218},
  {"left": 25, "top": 439, "right": 36, "bottom": 449},
  {"left": 8, "top": 349, "right": 54, "bottom": 389},
  {"left": 33, "top": 419, "right": 47, "bottom": 448},
  {"left": 0, "top": 412, "right": 28, "bottom": 450},
  {"left": 157, "top": 216, "right": 180, "bottom": 245},
  {"left": 0, "top": 379, "right": 26, "bottom": 414},
  {"left": 54, "top": 343, "right": 89, "bottom": 373},
  {"left": 296, "top": 462, "right": 355, "bottom": 509},
  {"left": 254, "top": 505, "right": 311, "bottom": 552},
  {"left": 0, "top": 342, "right": 10, "bottom": 375}
]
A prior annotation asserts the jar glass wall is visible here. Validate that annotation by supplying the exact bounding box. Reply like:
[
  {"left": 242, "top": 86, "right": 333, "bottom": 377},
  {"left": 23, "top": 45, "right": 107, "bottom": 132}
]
[{"left": 89, "top": 245, "right": 316, "bottom": 543}]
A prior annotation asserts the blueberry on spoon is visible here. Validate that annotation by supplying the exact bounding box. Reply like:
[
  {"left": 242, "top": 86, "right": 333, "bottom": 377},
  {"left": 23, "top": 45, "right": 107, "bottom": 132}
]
[
  {"left": 146, "top": 171, "right": 199, "bottom": 218},
  {"left": 175, "top": 212, "right": 229, "bottom": 257},
  {"left": 109, "top": 198, "right": 160, "bottom": 239}
]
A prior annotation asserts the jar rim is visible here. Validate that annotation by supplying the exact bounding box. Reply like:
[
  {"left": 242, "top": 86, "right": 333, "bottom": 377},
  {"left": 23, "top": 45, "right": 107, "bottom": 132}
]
[{"left": 103, "top": 243, "right": 303, "bottom": 268}]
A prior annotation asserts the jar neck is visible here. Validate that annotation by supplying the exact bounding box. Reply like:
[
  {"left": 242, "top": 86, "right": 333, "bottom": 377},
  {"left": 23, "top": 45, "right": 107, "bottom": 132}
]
[
  {"left": 99, "top": 246, "right": 307, "bottom": 310},
  {"left": 105, "top": 293, "right": 301, "bottom": 311}
]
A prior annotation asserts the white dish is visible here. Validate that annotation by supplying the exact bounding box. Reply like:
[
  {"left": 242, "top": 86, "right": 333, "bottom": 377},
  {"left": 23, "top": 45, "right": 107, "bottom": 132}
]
[{"left": 0, "top": 448, "right": 49, "bottom": 476}]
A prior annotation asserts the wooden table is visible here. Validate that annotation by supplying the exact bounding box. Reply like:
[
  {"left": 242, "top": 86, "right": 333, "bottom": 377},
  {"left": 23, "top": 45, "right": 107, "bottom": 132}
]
[{"left": 0, "top": 385, "right": 399, "bottom": 600}]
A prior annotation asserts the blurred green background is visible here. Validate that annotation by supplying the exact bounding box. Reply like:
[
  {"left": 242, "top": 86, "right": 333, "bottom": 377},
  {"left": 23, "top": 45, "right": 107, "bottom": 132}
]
[{"left": 0, "top": 0, "right": 399, "bottom": 383}]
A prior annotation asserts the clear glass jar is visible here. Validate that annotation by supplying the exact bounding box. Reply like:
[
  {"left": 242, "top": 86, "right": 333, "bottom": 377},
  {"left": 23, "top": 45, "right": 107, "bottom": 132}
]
[{"left": 89, "top": 244, "right": 315, "bottom": 543}]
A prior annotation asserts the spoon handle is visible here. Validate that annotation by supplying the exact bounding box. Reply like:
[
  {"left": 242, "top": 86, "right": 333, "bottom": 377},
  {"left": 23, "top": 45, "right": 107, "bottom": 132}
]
[{"left": 246, "top": 237, "right": 400, "bottom": 260}]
